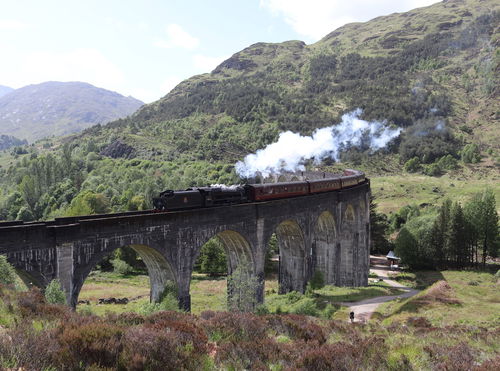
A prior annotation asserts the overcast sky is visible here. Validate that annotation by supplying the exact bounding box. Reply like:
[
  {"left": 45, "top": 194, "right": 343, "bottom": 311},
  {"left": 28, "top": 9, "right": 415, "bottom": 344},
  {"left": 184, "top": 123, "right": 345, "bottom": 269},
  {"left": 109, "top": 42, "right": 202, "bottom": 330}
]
[{"left": 0, "top": 0, "right": 440, "bottom": 103}]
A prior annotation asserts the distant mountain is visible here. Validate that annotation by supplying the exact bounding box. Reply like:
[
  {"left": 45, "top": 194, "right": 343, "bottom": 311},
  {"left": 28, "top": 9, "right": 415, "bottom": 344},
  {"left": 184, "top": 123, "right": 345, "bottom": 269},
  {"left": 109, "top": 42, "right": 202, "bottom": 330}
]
[
  {"left": 0, "top": 134, "right": 27, "bottom": 151},
  {"left": 0, "top": 85, "right": 14, "bottom": 98},
  {"left": 0, "top": 81, "right": 143, "bottom": 142}
]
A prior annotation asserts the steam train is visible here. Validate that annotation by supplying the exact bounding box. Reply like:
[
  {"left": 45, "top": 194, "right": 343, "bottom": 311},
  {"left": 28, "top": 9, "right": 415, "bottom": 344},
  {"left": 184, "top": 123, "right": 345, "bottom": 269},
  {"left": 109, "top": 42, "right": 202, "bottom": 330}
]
[{"left": 153, "top": 170, "right": 366, "bottom": 211}]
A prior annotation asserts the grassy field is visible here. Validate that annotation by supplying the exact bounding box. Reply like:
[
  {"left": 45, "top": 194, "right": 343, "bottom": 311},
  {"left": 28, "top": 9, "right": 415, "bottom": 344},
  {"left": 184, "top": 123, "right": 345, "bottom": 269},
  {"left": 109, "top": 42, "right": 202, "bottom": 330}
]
[
  {"left": 376, "top": 270, "right": 500, "bottom": 327},
  {"left": 77, "top": 271, "right": 404, "bottom": 317},
  {"left": 370, "top": 171, "right": 500, "bottom": 214}
]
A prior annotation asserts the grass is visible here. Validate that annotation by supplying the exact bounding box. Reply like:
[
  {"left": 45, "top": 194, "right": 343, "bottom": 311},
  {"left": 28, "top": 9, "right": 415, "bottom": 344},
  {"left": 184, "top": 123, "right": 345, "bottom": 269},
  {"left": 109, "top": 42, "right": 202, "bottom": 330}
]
[
  {"left": 376, "top": 270, "right": 500, "bottom": 327},
  {"left": 370, "top": 170, "right": 500, "bottom": 214},
  {"left": 387, "top": 270, "right": 445, "bottom": 289},
  {"left": 76, "top": 270, "right": 406, "bottom": 318},
  {"left": 263, "top": 281, "right": 404, "bottom": 318}
]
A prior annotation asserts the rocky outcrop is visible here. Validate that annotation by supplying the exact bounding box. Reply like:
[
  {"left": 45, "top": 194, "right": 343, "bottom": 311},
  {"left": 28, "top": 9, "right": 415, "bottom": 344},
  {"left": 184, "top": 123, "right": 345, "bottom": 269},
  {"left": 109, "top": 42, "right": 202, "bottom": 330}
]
[{"left": 100, "top": 140, "right": 136, "bottom": 159}]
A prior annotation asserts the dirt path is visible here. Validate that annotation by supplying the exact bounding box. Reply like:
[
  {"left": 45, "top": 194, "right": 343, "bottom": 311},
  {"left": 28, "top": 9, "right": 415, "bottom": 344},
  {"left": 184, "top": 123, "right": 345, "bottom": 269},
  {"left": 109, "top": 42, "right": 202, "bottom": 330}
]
[{"left": 343, "top": 256, "right": 420, "bottom": 323}]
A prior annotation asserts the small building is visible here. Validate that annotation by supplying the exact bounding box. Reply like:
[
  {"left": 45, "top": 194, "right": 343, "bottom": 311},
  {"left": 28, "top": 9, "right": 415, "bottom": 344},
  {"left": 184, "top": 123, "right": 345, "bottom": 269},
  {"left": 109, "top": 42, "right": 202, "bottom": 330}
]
[{"left": 386, "top": 250, "right": 401, "bottom": 267}]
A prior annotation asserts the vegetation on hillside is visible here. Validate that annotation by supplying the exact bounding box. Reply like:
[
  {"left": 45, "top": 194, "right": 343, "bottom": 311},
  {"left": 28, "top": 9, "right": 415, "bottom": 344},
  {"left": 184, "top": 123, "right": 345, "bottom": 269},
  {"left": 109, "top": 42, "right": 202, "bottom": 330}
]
[
  {"left": 391, "top": 189, "right": 498, "bottom": 269},
  {"left": 0, "top": 0, "right": 498, "bottom": 225}
]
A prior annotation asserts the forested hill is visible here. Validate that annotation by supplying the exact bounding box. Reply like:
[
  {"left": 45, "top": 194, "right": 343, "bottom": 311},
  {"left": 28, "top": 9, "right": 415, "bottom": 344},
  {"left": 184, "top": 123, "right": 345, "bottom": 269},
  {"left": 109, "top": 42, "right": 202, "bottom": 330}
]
[
  {"left": 0, "top": 82, "right": 143, "bottom": 142},
  {"left": 83, "top": 0, "right": 499, "bottom": 165},
  {"left": 0, "top": 0, "right": 498, "bottom": 223}
]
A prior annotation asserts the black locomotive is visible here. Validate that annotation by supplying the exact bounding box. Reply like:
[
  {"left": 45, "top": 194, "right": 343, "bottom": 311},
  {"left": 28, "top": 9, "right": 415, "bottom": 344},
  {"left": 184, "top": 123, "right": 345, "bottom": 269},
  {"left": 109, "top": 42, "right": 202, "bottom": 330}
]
[{"left": 153, "top": 170, "right": 366, "bottom": 211}]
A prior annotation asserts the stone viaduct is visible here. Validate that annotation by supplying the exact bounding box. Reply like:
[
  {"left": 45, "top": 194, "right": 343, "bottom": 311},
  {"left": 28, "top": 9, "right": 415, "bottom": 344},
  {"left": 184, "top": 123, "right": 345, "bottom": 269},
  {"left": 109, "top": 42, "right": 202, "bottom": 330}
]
[{"left": 0, "top": 176, "right": 370, "bottom": 311}]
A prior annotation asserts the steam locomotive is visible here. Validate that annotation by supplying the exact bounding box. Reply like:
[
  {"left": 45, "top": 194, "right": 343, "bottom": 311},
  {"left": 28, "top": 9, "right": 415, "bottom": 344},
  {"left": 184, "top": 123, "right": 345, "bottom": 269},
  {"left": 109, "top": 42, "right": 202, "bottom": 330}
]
[{"left": 153, "top": 170, "right": 366, "bottom": 211}]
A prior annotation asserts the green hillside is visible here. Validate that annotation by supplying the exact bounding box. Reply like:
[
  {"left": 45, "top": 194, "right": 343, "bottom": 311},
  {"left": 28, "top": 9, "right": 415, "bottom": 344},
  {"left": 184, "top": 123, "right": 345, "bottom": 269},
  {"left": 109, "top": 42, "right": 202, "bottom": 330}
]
[
  {"left": 90, "top": 0, "right": 498, "bottom": 164},
  {"left": 0, "top": 0, "right": 498, "bottom": 223}
]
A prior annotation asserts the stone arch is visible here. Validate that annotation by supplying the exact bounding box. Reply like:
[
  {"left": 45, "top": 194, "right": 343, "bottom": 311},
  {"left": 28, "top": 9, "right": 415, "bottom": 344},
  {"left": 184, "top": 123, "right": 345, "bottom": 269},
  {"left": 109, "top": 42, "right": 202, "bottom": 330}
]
[
  {"left": 72, "top": 243, "right": 176, "bottom": 308},
  {"left": 291, "top": 176, "right": 299, "bottom": 181},
  {"left": 313, "top": 211, "right": 337, "bottom": 285},
  {"left": 14, "top": 269, "right": 46, "bottom": 290},
  {"left": 194, "top": 230, "right": 256, "bottom": 311},
  {"left": 273, "top": 219, "right": 306, "bottom": 293},
  {"left": 277, "top": 175, "right": 287, "bottom": 183}
]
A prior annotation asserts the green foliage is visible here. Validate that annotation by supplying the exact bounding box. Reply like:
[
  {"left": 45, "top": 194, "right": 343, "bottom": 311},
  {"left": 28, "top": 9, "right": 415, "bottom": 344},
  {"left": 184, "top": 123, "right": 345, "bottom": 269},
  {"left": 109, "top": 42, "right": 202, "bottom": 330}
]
[
  {"left": 15, "top": 206, "right": 34, "bottom": 222},
  {"left": 227, "top": 259, "right": 259, "bottom": 312},
  {"left": 196, "top": 238, "right": 227, "bottom": 276},
  {"left": 66, "top": 190, "right": 110, "bottom": 216},
  {"left": 423, "top": 162, "right": 443, "bottom": 176},
  {"left": 370, "top": 197, "right": 392, "bottom": 253},
  {"left": 389, "top": 204, "right": 420, "bottom": 231},
  {"left": 464, "top": 189, "right": 499, "bottom": 264},
  {"left": 461, "top": 143, "right": 481, "bottom": 163},
  {"left": 399, "top": 119, "right": 458, "bottom": 164},
  {"left": 126, "top": 195, "right": 147, "bottom": 211},
  {"left": 394, "top": 190, "right": 498, "bottom": 269},
  {"left": 265, "top": 234, "right": 279, "bottom": 275},
  {"left": 404, "top": 157, "right": 421, "bottom": 173},
  {"left": 0, "top": 255, "right": 17, "bottom": 286},
  {"left": 395, "top": 227, "right": 420, "bottom": 269},
  {"left": 44, "top": 279, "right": 66, "bottom": 304},
  {"left": 308, "top": 270, "right": 325, "bottom": 290},
  {"left": 139, "top": 280, "right": 179, "bottom": 315},
  {"left": 111, "top": 258, "right": 133, "bottom": 276}
]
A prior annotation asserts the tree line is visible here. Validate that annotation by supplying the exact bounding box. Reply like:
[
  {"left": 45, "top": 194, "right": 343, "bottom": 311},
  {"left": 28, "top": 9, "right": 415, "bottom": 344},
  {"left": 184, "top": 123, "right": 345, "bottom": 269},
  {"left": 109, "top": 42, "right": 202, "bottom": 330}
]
[{"left": 394, "top": 189, "right": 498, "bottom": 269}]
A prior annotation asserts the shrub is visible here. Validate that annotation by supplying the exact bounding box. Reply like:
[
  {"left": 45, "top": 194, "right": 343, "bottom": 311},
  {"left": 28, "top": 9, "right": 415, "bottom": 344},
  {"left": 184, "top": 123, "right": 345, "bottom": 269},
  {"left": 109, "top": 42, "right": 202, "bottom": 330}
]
[
  {"left": 461, "top": 143, "right": 481, "bottom": 163},
  {"left": 308, "top": 270, "right": 325, "bottom": 290},
  {"left": 291, "top": 298, "right": 319, "bottom": 316},
  {"left": 139, "top": 293, "right": 179, "bottom": 315},
  {"left": 404, "top": 157, "right": 421, "bottom": 172},
  {"left": 111, "top": 258, "right": 133, "bottom": 276},
  {"left": 119, "top": 325, "right": 205, "bottom": 371},
  {"left": 0, "top": 255, "right": 16, "bottom": 286},
  {"left": 436, "top": 154, "right": 458, "bottom": 171},
  {"left": 227, "top": 261, "right": 259, "bottom": 312},
  {"left": 265, "top": 314, "right": 326, "bottom": 343},
  {"left": 424, "top": 342, "right": 475, "bottom": 370},
  {"left": 423, "top": 162, "right": 443, "bottom": 176},
  {"left": 201, "top": 311, "right": 267, "bottom": 343},
  {"left": 0, "top": 322, "right": 58, "bottom": 370},
  {"left": 45, "top": 279, "right": 66, "bottom": 305},
  {"left": 215, "top": 338, "right": 280, "bottom": 370},
  {"left": 17, "top": 288, "right": 69, "bottom": 320},
  {"left": 54, "top": 321, "right": 123, "bottom": 369}
]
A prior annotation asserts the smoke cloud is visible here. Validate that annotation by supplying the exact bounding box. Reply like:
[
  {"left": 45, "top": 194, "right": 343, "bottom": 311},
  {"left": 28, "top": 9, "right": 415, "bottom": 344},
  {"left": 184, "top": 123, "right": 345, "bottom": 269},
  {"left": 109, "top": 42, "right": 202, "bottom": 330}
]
[{"left": 235, "top": 109, "right": 401, "bottom": 178}]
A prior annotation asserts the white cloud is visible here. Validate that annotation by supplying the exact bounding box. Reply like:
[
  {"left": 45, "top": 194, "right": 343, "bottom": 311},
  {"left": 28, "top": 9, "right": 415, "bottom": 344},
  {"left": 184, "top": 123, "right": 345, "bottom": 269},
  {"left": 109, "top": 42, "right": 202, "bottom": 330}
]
[
  {"left": 154, "top": 23, "right": 199, "bottom": 50},
  {"left": 260, "top": 0, "right": 441, "bottom": 41},
  {"left": 192, "top": 54, "right": 228, "bottom": 73},
  {"left": 0, "top": 48, "right": 124, "bottom": 91},
  {"left": 0, "top": 19, "right": 28, "bottom": 30}
]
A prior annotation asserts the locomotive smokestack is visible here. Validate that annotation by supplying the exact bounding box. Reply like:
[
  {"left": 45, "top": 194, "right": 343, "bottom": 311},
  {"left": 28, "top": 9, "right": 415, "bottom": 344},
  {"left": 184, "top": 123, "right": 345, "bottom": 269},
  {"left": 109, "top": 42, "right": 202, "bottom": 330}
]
[{"left": 235, "top": 109, "right": 401, "bottom": 178}]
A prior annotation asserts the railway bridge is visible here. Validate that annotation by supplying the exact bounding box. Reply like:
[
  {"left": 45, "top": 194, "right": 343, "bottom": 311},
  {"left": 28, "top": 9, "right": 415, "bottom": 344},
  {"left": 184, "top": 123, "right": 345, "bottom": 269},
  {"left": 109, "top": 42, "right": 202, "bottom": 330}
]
[{"left": 0, "top": 177, "right": 370, "bottom": 311}]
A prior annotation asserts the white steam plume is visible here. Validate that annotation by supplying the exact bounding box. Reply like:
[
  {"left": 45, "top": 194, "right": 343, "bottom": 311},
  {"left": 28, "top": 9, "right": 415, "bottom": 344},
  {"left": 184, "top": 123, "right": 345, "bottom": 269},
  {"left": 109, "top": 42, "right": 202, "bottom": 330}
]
[{"left": 235, "top": 109, "right": 401, "bottom": 178}]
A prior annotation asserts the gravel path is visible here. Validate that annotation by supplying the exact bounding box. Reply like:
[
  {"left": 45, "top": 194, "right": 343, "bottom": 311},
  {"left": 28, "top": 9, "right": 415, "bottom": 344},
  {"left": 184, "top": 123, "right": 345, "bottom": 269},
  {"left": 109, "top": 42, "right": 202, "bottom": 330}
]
[{"left": 343, "top": 256, "right": 420, "bottom": 323}]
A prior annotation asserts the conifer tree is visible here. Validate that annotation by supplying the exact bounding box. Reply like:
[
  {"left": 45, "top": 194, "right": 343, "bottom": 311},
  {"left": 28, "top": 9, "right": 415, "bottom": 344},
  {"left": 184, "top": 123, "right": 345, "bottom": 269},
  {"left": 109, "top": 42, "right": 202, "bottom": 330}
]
[{"left": 447, "top": 202, "right": 467, "bottom": 268}]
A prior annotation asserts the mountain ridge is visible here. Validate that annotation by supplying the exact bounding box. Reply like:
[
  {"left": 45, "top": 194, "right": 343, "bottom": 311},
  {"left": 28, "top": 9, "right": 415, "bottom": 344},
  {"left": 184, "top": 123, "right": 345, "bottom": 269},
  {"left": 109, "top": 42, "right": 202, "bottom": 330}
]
[
  {"left": 85, "top": 0, "right": 498, "bottom": 167},
  {"left": 0, "top": 85, "right": 14, "bottom": 98},
  {"left": 0, "top": 81, "right": 143, "bottom": 142}
]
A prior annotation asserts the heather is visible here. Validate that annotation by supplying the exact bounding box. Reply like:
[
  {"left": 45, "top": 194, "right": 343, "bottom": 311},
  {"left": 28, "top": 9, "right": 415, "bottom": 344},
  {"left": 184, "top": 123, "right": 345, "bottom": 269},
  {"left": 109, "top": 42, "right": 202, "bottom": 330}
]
[{"left": 1, "top": 276, "right": 499, "bottom": 370}]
